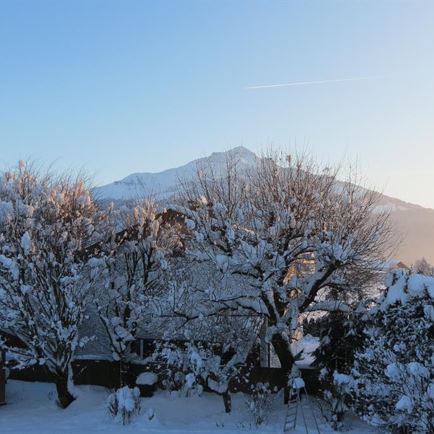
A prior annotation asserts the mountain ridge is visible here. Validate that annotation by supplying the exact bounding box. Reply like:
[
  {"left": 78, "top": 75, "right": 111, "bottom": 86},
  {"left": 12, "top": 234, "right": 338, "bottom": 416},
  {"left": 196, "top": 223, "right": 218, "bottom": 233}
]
[{"left": 94, "top": 147, "right": 434, "bottom": 265}]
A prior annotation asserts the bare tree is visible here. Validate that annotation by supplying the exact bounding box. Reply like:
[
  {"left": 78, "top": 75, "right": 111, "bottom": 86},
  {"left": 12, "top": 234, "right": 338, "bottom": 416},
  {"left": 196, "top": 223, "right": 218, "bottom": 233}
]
[
  {"left": 0, "top": 162, "right": 103, "bottom": 408},
  {"left": 96, "top": 201, "right": 181, "bottom": 386},
  {"left": 173, "top": 151, "right": 392, "bottom": 399},
  {"left": 412, "top": 257, "right": 434, "bottom": 276}
]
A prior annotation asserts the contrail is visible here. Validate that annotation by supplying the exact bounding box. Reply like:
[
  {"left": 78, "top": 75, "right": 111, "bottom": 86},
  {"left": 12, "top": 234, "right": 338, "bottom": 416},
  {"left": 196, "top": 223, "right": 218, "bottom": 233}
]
[{"left": 245, "top": 76, "right": 381, "bottom": 90}]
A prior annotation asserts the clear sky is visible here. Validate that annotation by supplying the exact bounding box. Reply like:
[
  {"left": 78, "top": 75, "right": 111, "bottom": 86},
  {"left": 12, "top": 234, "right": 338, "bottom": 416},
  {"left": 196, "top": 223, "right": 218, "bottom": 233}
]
[{"left": 1, "top": 1, "right": 433, "bottom": 208}]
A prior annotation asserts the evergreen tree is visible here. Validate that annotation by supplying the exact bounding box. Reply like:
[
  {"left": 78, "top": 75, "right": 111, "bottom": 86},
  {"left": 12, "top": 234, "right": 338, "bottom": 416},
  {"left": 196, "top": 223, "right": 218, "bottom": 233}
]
[
  {"left": 345, "top": 270, "right": 434, "bottom": 433},
  {"left": 313, "top": 311, "right": 365, "bottom": 430}
]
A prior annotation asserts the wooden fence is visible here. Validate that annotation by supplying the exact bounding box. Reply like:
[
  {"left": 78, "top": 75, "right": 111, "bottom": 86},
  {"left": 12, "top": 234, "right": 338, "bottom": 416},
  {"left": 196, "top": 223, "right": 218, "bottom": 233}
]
[{"left": 9, "top": 359, "right": 321, "bottom": 395}]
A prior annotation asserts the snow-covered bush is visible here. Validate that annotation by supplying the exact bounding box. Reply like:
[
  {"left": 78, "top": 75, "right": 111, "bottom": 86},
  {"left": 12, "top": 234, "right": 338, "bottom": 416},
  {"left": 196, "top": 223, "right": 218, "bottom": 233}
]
[
  {"left": 345, "top": 270, "right": 434, "bottom": 433},
  {"left": 155, "top": 342, "right": 205, "bottom": 395},
  {"left": 107, "top": 386, "right": 141, "bottom": 425},
  {"left": 155, "top": 341, "right": 239, "bottom": 412},
  {"left": 245, "top": 382, "right": 274, "bottom": 426},
  {"left": 136, "top": 372, "right": 158, "bottom": 397},
  {"left": 136, "top": 372, "right": 158, "bottom": 386}
]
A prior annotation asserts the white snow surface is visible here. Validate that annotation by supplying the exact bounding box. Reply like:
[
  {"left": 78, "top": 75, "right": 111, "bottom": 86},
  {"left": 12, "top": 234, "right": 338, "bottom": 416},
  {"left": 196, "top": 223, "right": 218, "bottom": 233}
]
[{"left": 1, "top": 380, "right": 380, "bottom": 434}]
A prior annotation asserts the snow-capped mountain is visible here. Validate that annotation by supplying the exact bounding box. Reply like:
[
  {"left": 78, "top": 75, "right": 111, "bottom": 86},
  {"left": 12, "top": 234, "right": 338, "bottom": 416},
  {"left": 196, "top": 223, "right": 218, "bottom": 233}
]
[
  {"left": 94, "top": 146, "right": 258, "bottom": 201},
  {"left": 94, "top": 146, "right": 434, "bottom": 265}
]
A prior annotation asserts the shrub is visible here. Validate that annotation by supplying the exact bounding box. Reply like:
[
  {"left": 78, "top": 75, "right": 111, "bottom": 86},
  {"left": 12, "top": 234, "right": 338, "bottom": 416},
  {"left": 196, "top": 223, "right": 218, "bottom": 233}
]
[
  {"left": 245, "top": 382, "right": 274, "bottom": 426},
  {"left": 107, "top": 386, "right": 141, "bottom": 425}
]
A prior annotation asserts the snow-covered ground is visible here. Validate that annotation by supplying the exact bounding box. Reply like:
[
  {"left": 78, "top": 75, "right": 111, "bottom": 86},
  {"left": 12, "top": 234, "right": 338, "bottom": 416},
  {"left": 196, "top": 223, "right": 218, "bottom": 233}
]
[{"left": 1, "top": 380, "right": 379, "bottom": 434}]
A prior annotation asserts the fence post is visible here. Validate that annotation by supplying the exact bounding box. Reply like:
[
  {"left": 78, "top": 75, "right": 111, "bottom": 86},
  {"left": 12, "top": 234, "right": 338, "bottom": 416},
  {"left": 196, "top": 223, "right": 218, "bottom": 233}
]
[{"left": 0, "top": 350, "right": 6, "bottom": 405}]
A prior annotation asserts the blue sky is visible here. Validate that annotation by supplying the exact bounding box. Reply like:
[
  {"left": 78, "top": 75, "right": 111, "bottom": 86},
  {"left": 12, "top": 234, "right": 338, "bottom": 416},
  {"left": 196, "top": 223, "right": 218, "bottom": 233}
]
[{"left": 1, "top": 1, "right": 433, "bottom": 207}]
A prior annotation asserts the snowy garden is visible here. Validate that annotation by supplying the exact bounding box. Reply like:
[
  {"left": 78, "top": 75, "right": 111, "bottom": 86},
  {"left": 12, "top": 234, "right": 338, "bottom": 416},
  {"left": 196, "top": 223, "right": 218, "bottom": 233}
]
[
  {"left": 0, "top": 156, "right": 433, "bottom": 433},
  {"left": 2, "top": 380, "right": 380, "bottom": 434}
]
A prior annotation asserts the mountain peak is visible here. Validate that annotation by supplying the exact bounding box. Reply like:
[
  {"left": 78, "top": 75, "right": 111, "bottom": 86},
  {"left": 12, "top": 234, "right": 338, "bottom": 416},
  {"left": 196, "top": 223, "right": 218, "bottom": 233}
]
[
  {"left": 94, "top": 147, "right": 258, "bottom": 202},
  {"left": 207, "top": 146, "right": 256, "bottom": 160},
  {"left": 224, "top": 145, "right": 256, "bottom": 157}
]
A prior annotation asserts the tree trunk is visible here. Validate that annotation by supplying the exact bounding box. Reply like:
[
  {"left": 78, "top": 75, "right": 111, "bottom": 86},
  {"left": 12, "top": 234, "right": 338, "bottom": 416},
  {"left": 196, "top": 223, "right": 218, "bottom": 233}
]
[
  {"left": 271, "top": 333, "right": 295, "bottom": 404},
  {"left": 119, "top": 360, "right": 132, "bottom": 387},
  {"left": 55, "top": 372, "right": 75, "bottom": 409},
  {"left": 222, "top": 391, "right": 232, "bottom": 413}
]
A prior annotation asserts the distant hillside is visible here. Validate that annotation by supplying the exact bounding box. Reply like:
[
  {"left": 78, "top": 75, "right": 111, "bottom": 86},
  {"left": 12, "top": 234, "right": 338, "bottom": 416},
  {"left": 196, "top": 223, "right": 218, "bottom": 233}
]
[
  {"left": 94, "top": 147, "right": 434, "bottom": 265},
  {"left": 377, "top": 196, "right": 434, "bottom": 265}
]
